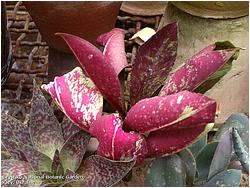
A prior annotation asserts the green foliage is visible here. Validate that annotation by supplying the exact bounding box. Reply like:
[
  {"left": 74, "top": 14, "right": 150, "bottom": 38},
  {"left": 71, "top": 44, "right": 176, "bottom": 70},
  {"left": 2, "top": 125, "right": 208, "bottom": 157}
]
[
  {"left": 201, "top": 169, "right": 241, "bottom": 187},
  {"left": 214, "top": 113, "right": 249, "bottom": 148},
  {"left": 144, "top": 123, "right": 243, "bottom": 187},
  {"left": 145, "top": 154, "right": 186, "bottom": 187}
]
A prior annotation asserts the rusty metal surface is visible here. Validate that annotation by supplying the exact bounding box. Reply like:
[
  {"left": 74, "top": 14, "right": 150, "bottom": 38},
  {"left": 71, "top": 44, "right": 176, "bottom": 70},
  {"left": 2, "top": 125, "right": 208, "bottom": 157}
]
[{"left": 1, "top": 1, "right": 162, "bottom": 122}]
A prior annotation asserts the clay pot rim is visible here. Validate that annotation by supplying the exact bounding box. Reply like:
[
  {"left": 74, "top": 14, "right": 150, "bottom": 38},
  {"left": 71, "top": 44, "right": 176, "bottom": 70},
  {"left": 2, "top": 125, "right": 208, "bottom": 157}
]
[{"left": 171, "top": 1, "right": 249, "bottom": 19}]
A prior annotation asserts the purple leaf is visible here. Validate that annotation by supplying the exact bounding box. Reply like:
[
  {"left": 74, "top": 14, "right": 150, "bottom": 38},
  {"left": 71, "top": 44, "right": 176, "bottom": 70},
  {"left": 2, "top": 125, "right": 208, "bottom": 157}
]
[
  {"left": 130, "top": 22, "right": 178, "bottom": 105},
  {"left": 125, "top": 91, "right": 216, "bottom": 133},
  {"left": 57, "top": 33, "right": 126, "bottom": 115},
  {"left": 1, "top": 159, "right": 32, "bottom": 186},
  {"left": 69, "top": 155, "right": 135, "bottom": 186},
  {"left": 1, "top": 113, "right": 32, "bottom": 161},
  {"left": 64, "top": 169, "right": 81, "bottom": 183},
  {"left": 60, "top": 115, "right": 81, "bottom": 141},
  {"left": 42, "top": 67, "right": 103, "bottom": 131},
  {"left": 97, "top": 28, "right": 128, "bottom": 75},
  {"left": 146, "top": 124, "right": 207, "bottom": 158},
  {"left": 89, "top": 114, "right": 148, "bottom": 165},
  {"left": 59, "top": 130, "right": 91, "bottom": 173},
  {"left": 21, "top": 145, "right": 52, "bottom": 172},
  {"left": 51, "top": 150, "right": 64, "bottom": 176},
  {"left": 160, "top": 43, "right": 238, "bottom": 96},
  {"left": 30, "top": 81, "right": 64, "bottom": 159}
]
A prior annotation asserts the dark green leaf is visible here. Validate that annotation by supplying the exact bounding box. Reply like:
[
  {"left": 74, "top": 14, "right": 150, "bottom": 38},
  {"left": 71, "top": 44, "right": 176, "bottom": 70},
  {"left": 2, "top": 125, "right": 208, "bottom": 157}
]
[
  {"left": 208, "top": 129, "right": 233, "bottom": 179},
  {"left": 145, "top": 154, "right": 186, "bottom": 187},
  {"left": 214, "top": 113, "right": 249, "bottom": 148},
  {"left": 178, "top": 148, "right": 196, "bottom": 185},
  {"left": 196, "top": 142, "right": 218, "bottom": 181},
  {"left": 202, "top": 169, "right": 241, "bottom": 187},
  {"left": 189, "top": 134, "right": 207, "bottom": 158}
]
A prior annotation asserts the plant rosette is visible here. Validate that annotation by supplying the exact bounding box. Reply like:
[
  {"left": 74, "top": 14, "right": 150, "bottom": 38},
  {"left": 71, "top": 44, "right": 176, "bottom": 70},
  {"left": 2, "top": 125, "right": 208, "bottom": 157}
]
[{"left": 42, "top": 23, "right": 239, "bottom": 166}]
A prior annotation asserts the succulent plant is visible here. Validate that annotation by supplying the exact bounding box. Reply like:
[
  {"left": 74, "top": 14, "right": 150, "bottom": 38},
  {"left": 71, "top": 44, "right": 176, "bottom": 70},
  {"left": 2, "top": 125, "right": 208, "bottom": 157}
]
[
  {"left": 1, "top": 81, "right": 135, "bottom": 187},
  {"left": 232, "top": 128, "right": 249, "bottom": 174},
  {"left": 41, "top": 22, "right": 239, "bottom": 168},
  {"left": 144, "top": 128, "right": 242, "bottom": 187}
]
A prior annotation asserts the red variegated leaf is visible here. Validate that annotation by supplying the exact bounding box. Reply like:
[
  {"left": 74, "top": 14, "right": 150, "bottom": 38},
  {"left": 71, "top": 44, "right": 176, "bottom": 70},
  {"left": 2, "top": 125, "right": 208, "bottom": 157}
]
[
  {"left": 146, "top": 124, "right": 207, "bottom": 158},
  {"left": 57, "top": 33, "right": 125, "bottom": 115},
  {"left": 124, "top": 91, "right": 216, "bottom": 133},
  {"left": 89, "top": 114, "right": 147, "bottom": 165},
  {"left": 1, "top": 160, "right": 32, "bottom": 186},
  {"left": 97, "top": 28, "right": 128, "bottom": 75},
  {"left": 60, "top": 115, "right": 81, "bottom": 141},
  {"left": 160, "top": 44, "right": 238, "bottom": 96},
  {"left": 43, "top": 67, "right": 103, "bottom": 131},
  {"left": 1, "top": 113, "right": 32, "bottom": 161},
  {"left": 21, "top": 145, "right": 52, "bottom": 172},
  {"left": 59, "top": 130, "right": 91, "bottom": 173},
  {"left": 30, "top": 82, "right": 64, "bottom": 159},
  {"left": 68, "top": 155, "right": 136, "bottom": 186},
  {"left": 130, "top": 22, "right": 178, "bottom": 105}
]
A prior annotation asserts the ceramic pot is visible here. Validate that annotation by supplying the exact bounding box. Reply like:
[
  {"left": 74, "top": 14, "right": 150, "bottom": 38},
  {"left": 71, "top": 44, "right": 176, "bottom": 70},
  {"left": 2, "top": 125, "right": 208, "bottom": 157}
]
[
  {"left": 159, "top": 2, "right": 249, "bottom": 123},
  {"left": 24, "top": 1, "right": 122, "bottom": 53}
]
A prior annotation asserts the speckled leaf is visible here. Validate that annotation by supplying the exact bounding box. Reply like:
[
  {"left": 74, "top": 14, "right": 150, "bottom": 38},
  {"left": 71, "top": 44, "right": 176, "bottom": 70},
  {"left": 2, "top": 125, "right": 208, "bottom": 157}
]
[
  {"left": 1, "top": 160, "right": 32, "bottom": 186},
  {"left": 146, "top": 124, "right": 207, "bottom": 158},
  {"left": 59, "top": 130, "right": 91, "bottom": 173},
  {"left": 21, "top": 145, "right": 52, "bottom": 172},
  {"left": 43, "top": 67, "right": 103, "bottom": 131},
  {"left": 58, "top": 33, "right": 125, "bottom": 115},
  {"left": 64, "top": 169, "right": 83, "bottom": 183},
  {"left": 60, "top": 115, "right": 81, "bottom": 141},
  {"left": 30, "top": 82, "right": 64, "bottom": 159},
  {"left": 51, "top": 150, "right": 64, "bottom": 176},
  {"left": 1, "top": 113, "right": 32, "bottom": 161},
  {"left": 214, "top": 113, "right": 249, "bottom": 148},
  {"left": 208, "top": 129, "right": 233, "bottom": 179},
  {"left": 70, "top": 155, "right": 136, "bottom": 186},
  {"left": 89, "top": 114, "right": 148, "bottom": 165},
  {"left": 195, "top": 41, "right": 239, "bottom": 93},
  {"left": 145, "top": 154, "right": 186, "bottom": 187},
  {"left": 202, "top": 169, "right": 241, "bottom": 187},
  {"left": 195, "top": 142, "right": 219, "bottom": 181},
  {"left": 125, "top": 91, "right": 216, "bottom": 133},
  {"left": 130, "top": 22, "right": 177, "bottom": 105},
  {"left": 232, "top": 128, "right": 249, "bottom": 174},
  {"left": 178, "top": 148, "right": 196, "bottom": 184},
  {"left": 97, "top": 28, "right": 128, "bottom": 75},
  {"left": 160, "top": 43, "right": 238, "bottom": 96}
]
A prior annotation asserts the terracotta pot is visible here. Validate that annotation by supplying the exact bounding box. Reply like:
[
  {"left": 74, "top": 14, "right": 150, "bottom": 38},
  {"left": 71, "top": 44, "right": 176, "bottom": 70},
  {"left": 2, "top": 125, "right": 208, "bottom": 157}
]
[
  {"left": 24, "top": 1, "right": 122, "bottom": 53},
  {"left": 172, "top": 1, "right": 249, "bottom": 19},
  {"left": 159, "top": 2, "right": 249, "bottom": 123},
  {"left": 121, "top": 1, "right": 167, "bottom": 16}
]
